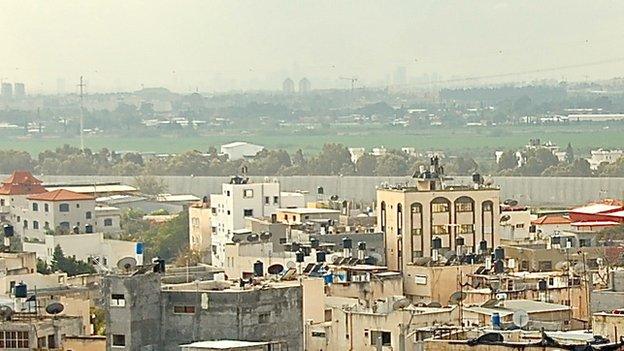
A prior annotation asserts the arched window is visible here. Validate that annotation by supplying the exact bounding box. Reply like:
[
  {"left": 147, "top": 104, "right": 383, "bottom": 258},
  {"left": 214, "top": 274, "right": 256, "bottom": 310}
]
[
  {"left": 455, "top": 196, "right": 475, "bottom": 213},
  {"left": 59, "top": 222, "right": 70, "bottom": 230},
  {"left": 380, "top": 201, "right": 387, "bottom": 232},
  {"left": 431, "top": 197, "right": 450, "bottom": 213},
  {"left": 482, "top": 200, "right": 495, "bottom": 244},
  {"left": 396, "top": 204, "right": 403, "bottom": 235},
  {"left": 33, "top": 221, "right": 39, "bottom": 230},
  {"left": 86, "top": 211, "right": 92, "bottom": 219},
  {"left": 32, "top": 203, "right": 38, "bottom": 211},
  {"left": 410, "top": 203, "right": 423, "bottom": 260}
]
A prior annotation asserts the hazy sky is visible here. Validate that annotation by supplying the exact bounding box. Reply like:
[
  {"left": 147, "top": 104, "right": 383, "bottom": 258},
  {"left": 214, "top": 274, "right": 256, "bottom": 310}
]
[{"left": 3, "top": 0, "right": 624, "bottom": 93}]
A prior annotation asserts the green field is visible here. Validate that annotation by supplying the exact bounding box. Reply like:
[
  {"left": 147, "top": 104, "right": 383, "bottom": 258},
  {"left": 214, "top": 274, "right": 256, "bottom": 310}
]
[{"left": 2, "top": 124, "right": 623, "bottom": 155}]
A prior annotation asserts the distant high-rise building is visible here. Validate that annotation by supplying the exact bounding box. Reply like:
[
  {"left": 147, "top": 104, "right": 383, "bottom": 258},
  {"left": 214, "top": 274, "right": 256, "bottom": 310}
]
[
  {"left": 1, "top": 83, "right": 12, "bottom": 99},
  {"left": 13, "top": 83, "right": 25, "bottom": 97},
  {"left": 298, "top": 77, "right": 311, "bottom": 93},
  {"left": 282, "top": 78, "right": 294, "bottom": 93}
]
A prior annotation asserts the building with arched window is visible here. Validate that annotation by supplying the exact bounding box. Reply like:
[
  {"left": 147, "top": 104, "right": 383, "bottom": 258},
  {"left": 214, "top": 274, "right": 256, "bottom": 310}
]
[{"left": 376, "top": 157, "right": 500, "bottom": 273}]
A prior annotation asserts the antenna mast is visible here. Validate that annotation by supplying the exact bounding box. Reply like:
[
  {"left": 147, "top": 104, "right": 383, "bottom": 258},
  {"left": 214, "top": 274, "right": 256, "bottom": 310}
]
[{"left": 78, "top": 76, "right": 86, "bottom": 150}]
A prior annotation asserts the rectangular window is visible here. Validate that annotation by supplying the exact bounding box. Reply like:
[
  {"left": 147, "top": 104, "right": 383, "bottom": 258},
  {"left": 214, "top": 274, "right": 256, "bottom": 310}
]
[
  {"left": 258, "top": 312, "right": 271, "bottom": 324},
  {"left": 33, "top": 221, "right": 39, "bottom": 230},
  {"left": 59, "top": 203, "right": 70, "bottom": 212},
  {"left": 226, "top": 190, "right": 231, "bottom": 196},
  {"left": 371, "top": 331, "right": 391, "bottom": 346},
  {"left": 86, "top": 211, "right": 92, "bottom": 219},
  {"left": 32, "top": 203, "right": 38, "bottom": 211},
  {"left": 458, "top": 224, "right": 474, "bottom": 234},
  {"left": 432, "top": 203, "right": 449, "bottom": 213},
  {"left": 173, "top": 305, "right": 196, "bottom": 314},
  {"left": 432, "top": 225, "right": 449, "bottom": 235},
  {"left": 455, "top": 202, "right": 473, "bottom": 212},
  {"left": 192, "top": 218, "right": 199, "bottom": 228},
  {"left": 112, "top": 334, "right": 126, "bottom": 347},
  {"left": 273, "top": 196, "right": 279, "bottom": 204},
  {"left": 538, "top": 261, "right": 552, "bottom": 271},
  {"left": 111, "top": 294, "right": 125, "bottom": 307},
  {"left": 211, "top": 207, "right": 217, "bottom": 214},
  {"left": 0, "top": 331, "right": 29, "bottom": 348},
  {"left": 104, "top": 218, "right": 113, "bottom": 226},
  {"left": 515, "top": 223, "right": 524, "bottom": 229},
  {"left": 264, "top": 196, "right": 270, "bottom": 204},
  {"left": 243, "top": 189, "right": 254, "bottom": 198},
  {"left": 44, "top": 203, "right": 49, "bottom": 212},
  {"left": 244, "top": 209, "right": 253, "bottom": 217}
]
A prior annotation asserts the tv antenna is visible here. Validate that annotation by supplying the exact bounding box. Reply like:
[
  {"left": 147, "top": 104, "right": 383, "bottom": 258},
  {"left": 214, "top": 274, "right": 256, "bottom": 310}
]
[{"left": 78, "top": 76, "right": 86, "bottom": 150}]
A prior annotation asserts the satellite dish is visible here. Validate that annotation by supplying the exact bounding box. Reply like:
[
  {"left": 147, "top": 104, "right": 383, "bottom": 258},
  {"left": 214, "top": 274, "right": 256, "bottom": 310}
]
[
  {"left": 413, "top": 257, "right": 432, "bottom": 266},
  {"left": 392, "top": 298, "right": 411, "bottom": 310},
  {"left": 483, "top": 177, "right": 494, "bottom": 186},
  {"left": 330, "top": 195, "right": 339, "bottom": 201},
  {"left": 555, "top": 261, "right": 569, "bottom": 271},
  {"left": 481, "top": 299, "right": 499, "bottom": 308},
  {"left": 286, "top": 261, "right": 296, "bottom": 269},
  {"left": 231, "top": 236, "right": 243, "bottom": 243},
  {"left": 500, "top": 214, "right": 511, "bottom": 223},
  {"left": 45, "top": 302, "right": 64, "bottom": 315},
  {"left": 117, "top": 257, "right": 137, "bottom": 272},
  {"left": 0, "top": 305, "right": 13, "bottom": 321},
  {"left": 246, "top": 234, "right": 259, "bottom": 242},
  {"left": 260, "top": 232, "right": 272, "bottom": 241},
  {"left": 449, "top": 291, "right": 467, "bottom": 304},
  {"left": 427, "top": 301, "right": 442, "bottom": 308},
  {"left": 503, "top": 199, "right": 517, "bottom": 206},
  {"left": 444, "top": 251, "right": 457, "bottom": 261},
  {"left": 512, "top": 310, "right": 529, "bottom": 328},
  {"left": 267, "top": 264, "right": 284, "bottom": 275}
]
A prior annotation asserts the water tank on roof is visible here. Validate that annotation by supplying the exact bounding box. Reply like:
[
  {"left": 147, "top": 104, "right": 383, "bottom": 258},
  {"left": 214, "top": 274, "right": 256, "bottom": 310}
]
[
  {"left": 342, "top": 237, "right": 352, "bottom": 249},
  {"left": 3, "top": 224, "right": 14, "bottom": 237},
  {"left": 432, "top": 237, "right": 442, "bottom": 250},
  {"left": 152, "top": 258, "right": 166, "bottom": 274},
  {"left": 494, "top": 247, "right": 505, "bottom": 260},
  {"left": 291, "top": 242, "right": 301, "bottom": 252},
  {"left": 455, "top": 236, "right": 465, "bottom": 246},
  {"left": 357, "top": 241, "right": 366, "bottom": 251},
  {"left": 253, "top": 261, "right": 263, "bottom": 277},
  {"left": 316, "top": 251, "right": 326, "bottom": 263},
  {"left": 494, "top": 259, "right": 505, "bottom": 274},
  {"left": 14, "top": 283, "right": 27, "bottom": 298},
  {"left": 72, "top": 226, "right": 79, "bottom": 234},
  {"left": 479, "top": 240, "right": 488, "bottom": 252},
  {"left": 310, "top": 238, "right": 319, "bottom": 249},
  {"left": 551, "top": 236, "right": 561, "bottom": 245},
  {"left": 296, "top": 251, "right": 305, "bottom": 263},
  {"left": 85, "top": 224, "right": 93, "bottom": 234},
  {"left": 538, "top": 279, "right": 548, "bottom": 291}
]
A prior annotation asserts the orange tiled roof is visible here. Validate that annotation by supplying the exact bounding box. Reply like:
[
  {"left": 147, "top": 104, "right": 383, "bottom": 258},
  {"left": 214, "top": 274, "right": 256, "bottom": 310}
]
[
  {"left": 531, "top": 215, "right": 571, "bottom": 225},
  {"left": 0, "top": 171, "right": 47, "bottom": 195},
  {"left": 27, "top": 189, "right": 94, "bottom": 202}
]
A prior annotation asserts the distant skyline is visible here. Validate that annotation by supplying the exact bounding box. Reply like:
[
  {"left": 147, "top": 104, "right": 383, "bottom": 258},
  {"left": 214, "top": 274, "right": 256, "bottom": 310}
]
[{"left": 3, "top": 0, "right": 624, "bottom": 93}]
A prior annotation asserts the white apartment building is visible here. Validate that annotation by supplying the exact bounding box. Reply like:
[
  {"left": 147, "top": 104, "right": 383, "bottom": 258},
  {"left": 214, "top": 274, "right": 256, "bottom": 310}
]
[
  {"left": 500, "top": 205, "right": 531, "bottom": 241},
  {"left": 220, "top": 141, "right": 264, "bottom": 161},
  {"left": 587, "top": 148, "right": 624, "bottom": 170},
  {"left": 207, "top": 176, "right": 305, "bottom": 267}
]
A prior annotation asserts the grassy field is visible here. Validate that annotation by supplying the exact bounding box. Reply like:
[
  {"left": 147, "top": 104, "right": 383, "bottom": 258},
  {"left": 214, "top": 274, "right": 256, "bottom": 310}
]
[{"left": 2, "top": 124, "right": 623, "bottom": 155}]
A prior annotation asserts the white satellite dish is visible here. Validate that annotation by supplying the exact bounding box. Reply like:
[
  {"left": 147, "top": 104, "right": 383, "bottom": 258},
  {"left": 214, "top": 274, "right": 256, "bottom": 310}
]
[
  {"left": 512, "top": 310, "right": 529, "bottom": 328},
  {"left": 117, "top": 257, "right": 137, "bottom": 272},
  {"left": 392, "top": 298, "right": 411, "bottom": 310}
]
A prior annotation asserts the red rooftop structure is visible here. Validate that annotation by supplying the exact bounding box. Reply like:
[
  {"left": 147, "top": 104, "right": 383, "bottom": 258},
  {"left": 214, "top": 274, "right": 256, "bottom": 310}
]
[{"left": 0, "top": 171, "right": 47, "bottom": 195}]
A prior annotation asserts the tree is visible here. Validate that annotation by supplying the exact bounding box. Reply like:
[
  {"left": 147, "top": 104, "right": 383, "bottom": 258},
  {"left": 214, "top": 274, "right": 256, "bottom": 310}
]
[
  {"left": 374, "top": 154, "right": 409, "bottom": 176},
  {"left": 309, "top": 143, "right": 354, "bottom": 175},
  {"left": 128, "top": 211, "right": 189, "bottom": 261},
  {"left": 498, "top": 151, "right": 518, "bottom": 171},
  {"left": 355, "top": 154, "right": 377, "bottom": 175},
  {"left": 0, "top": 150, "right": 35, "bottom": 173},
  {"left": 134, "top": 175, "right": 168, "bottom": 195},
  {"left": 565, "top": 142, "right": 574, "bottom": 164},
  {"left": 50, "top": 245, "right": 96, "bottom": 276}
]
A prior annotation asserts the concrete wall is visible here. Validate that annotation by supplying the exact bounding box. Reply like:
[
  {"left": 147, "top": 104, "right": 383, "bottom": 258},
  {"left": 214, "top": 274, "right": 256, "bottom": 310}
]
[{"left": 31, "top": 175, "right": 624, "bottom": 206}]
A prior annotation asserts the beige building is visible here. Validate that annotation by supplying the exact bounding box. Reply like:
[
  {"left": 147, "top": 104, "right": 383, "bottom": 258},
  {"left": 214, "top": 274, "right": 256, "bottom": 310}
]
[
  {"left": 376, "top": 159, "right": 500, "bottom": 272},
  {"left": 592, "top": 312, "right": 624, "bottom": 342},
  {"left": 275, "top": 207, "right": 340, "bottom": 225},
  {"left": 189, "top": 202, "right": 213, "bottom": 263}
]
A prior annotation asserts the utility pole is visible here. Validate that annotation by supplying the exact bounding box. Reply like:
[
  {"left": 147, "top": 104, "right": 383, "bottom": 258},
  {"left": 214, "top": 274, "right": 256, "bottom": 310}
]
[{"left": 78, "top": 76, "right": 86, "bottom": 150}]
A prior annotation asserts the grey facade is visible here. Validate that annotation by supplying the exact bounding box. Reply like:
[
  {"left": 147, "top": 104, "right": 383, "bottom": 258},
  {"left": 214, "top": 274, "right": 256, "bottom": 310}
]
[
  {"left": 592, "top": 270, "right": 624, "bottom": 313},
  {"left": 103, "top": 272, "right": 303, "bottom": 351},
  {"left": 29, "top": 174, "right": 624, "bottom": 207}
]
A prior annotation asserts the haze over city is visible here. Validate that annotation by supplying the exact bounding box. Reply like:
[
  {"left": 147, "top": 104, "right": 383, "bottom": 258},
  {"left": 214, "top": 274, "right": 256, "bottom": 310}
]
[{"left": 3, "top": 0, "right": 624, "bottom": 93}]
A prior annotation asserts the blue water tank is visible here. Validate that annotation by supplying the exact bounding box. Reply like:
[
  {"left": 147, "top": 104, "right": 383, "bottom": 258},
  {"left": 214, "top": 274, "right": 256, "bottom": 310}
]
[
  {"left": 491, "top": 312, "right": 501, "bottom": 329},
  {"left": 323, "top": 274, "right": 333, "bottom": 284},
  {"left": 15, "top": 283, "right": 27, "bottom": 298},
  {"left": 136, "top": 242, "right": 145, "bottom": 255}
]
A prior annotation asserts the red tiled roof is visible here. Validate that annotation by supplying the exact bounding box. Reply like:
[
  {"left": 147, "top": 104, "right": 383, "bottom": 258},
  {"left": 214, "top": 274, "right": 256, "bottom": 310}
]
[
  {"left": 27, "top": 189, "right": 94, "bottom": 201},
  {"left": 531, "top": 215, "right": 572, "bottom": 225},
  {"left": 0, "top": 171, "right": 47, "bottom": 195}
]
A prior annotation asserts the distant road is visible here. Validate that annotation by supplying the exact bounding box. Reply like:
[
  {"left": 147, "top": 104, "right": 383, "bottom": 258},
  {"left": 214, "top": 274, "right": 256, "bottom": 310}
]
[{"left": 33, "top": 175, "right": 624, "bottom": 207}]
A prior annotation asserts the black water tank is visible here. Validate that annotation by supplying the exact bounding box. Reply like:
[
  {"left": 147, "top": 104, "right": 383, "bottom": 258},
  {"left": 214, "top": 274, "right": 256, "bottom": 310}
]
[
  {"left": 301, "top": 246, "right": 311, "bottom": 256},
  {"left": 3, "top": 224, "right": 14, "bottom": 237},
  {"left": 357, "top": 241, "right": 366, "bottom": 251},
  {"left": 316, "top": 251, "right": 326, "bottom": 263},
  {"left": 432, "top": 237, "right": 442, "bottom": 250},
  {"left": 296, "top": 251, "right": 305, "bottom": 263},
  {"left": 364, "top": 256, "right": 377, "bottom": 265},
  {"left": 153, "top": 258, "right": 166, "bottom": 274},
  {"left": 479, "top": 240, "right": 488, "bottom": 252},
  {"left": 291, "top": 242, "right": 301, "bottom": 252},
  {"left": 253, "top": 261, "right": 264, "bottom": 277},
  {"left": 72, "top": 226, "right": 79, "bottom": 234},
  {"left": 310, "top": 238, "right": 319, "bottom": 249},
  {"left": 342, "top": 237, "right": 352, "bottom": 249},
  {"left": 472, "top": 172, "right": 482, "bottom": 184},
  {"left": 455, "top": 236, "right": 465, "bottom": 246},
  {"left": 494, "top": 247, "right": 505, "bottom": 260},
  {"left": 317, "top": 186, "right": 324, "bottom": 195},
  {"left": 493, "top": 259, "right": 504, "bottom": 274},
  {"left": 14, "top": 283, "right": 27, "bottom": 298},
  {"left": 551, "top": 236, "right": 561, "bottom": 245},
  {"left": 538, "top": 279, "right": 548, "bottom": 290},
  {"left": 85, "top": 224, "right": 93, "bottom": 234}
]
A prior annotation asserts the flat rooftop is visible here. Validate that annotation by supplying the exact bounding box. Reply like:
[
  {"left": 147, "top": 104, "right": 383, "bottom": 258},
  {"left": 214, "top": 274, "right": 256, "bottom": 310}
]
[{"left": 277, "top": 207, "right": 340, "bottom": 214}]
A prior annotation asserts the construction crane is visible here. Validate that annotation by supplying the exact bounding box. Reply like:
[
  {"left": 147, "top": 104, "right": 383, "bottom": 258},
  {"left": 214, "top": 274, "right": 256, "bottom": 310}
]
[{"left": 339, "top": 76, "right": 358, "bottom": 92}]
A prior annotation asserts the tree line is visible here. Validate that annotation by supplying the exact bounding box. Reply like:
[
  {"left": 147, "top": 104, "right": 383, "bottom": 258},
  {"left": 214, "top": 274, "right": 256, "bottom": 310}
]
[{"left": 1, "top": 143, "right": 623, "bottom": 178}]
